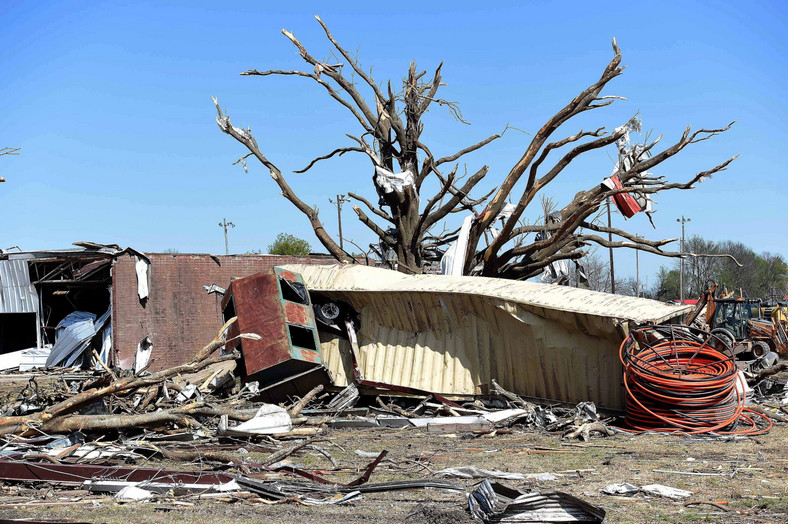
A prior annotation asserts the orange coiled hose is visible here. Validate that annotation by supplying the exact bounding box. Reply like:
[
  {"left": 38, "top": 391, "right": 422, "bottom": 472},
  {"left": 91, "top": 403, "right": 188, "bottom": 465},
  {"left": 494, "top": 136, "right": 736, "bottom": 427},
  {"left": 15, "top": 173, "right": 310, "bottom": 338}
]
[{"left": 619, "top": 325, "right": 771, "bottom": 436}]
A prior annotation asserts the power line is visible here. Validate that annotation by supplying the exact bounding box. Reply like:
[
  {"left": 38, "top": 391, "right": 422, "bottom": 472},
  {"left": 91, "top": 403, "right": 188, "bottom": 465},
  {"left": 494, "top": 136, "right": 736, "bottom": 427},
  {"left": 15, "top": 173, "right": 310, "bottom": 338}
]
[
  {"left": 329, "top": 194, "right": 351, "bottom": 250},
  {"left": 607, "top": 199, "right": 615, "bottom": 294},
  {"left": 219, "top": 218, "right": 235, "bottom": 255},
  {"left": 677, "top": 216, "right": 691, "bottom": 303}
]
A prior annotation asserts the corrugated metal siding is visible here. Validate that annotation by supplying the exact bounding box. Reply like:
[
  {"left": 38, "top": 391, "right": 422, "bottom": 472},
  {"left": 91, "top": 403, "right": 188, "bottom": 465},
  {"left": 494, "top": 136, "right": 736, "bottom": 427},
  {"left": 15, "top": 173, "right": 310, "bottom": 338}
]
[
  {"left": 0, "top": 260, "right": 38, "bottom": 313},
  {"left": 287, "top": 264, "right": 689, "bottom": 410},
  {"left": 318, "top": 290, "right": 626, "bottom": 408}
]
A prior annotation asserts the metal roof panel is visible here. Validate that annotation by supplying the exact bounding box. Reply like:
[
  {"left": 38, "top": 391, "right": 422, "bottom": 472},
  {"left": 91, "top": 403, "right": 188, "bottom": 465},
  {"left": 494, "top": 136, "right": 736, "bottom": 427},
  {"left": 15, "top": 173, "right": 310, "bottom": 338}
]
[{"left": 0, "top": 260, "right": 39, "bottom": 313}]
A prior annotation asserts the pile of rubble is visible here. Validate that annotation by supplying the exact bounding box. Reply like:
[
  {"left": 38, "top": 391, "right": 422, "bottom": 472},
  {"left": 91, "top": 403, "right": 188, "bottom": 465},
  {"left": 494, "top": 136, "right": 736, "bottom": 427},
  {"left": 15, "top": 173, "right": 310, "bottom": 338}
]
[
  {"left": 0, "top": 318, "right": 623, "bottom": 521},
  {"left": 1, "top": 265, "right": 786, "bottom": 521}
]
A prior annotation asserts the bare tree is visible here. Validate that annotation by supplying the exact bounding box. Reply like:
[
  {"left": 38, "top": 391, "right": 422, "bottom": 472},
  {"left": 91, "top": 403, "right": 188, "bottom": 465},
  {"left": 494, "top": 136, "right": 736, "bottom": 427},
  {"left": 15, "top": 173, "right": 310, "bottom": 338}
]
[
  {"left": 580, "top": 252, "right": 611, "bottom": 293},
  {"left": 0, "top": 147, "right": 19, "bottom": 157},
  {"left": 684, "top": 235, "right": 721, "bottom": 297},
  {"left": 214, "top": 17, "right": 737, "bottom": 280},
  {"left": 0, "top": 147, "right": 20, "bottom": 183}
]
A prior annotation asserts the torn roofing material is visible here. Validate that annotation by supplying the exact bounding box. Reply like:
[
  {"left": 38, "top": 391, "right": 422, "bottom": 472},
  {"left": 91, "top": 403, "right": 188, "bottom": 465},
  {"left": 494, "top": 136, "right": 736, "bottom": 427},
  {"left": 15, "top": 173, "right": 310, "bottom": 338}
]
[
  {"left": 282, "top": 264, "right": 691, "bottom": 410},
  {"left": 0, "top": 242, "right": 150, "bottom": 300},
  {"left": 0, "top": 242, "right": 149, "bottom": 264},
  {"left": 45, "top": 309, "right": 111, "bottom": 368}
]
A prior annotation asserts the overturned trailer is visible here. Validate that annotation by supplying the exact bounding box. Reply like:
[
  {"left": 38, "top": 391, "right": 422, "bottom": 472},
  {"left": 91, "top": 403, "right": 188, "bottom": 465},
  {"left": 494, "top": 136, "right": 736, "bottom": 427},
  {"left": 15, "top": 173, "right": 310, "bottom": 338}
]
[{"left": 279, "top": 264, "right": 691, "bottom": 410}]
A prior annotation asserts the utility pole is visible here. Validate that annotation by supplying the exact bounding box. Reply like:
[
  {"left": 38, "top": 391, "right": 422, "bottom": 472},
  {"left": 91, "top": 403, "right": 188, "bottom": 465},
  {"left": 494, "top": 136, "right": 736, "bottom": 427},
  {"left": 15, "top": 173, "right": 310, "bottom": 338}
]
[
  {"left": 677, "top": 216, "right": 691, "bottom": 303},
  {"left": 607, "top": 199, "right": 616, "bottom": 294},
  {"left": 329, "top": 194, "right": 351, "bottom": 250},
  {"left": 219, "top": 218, "right": 235, "bottom": 255},
  {"left": 635, "top": 236, "right": 640, "bottom": 297}
]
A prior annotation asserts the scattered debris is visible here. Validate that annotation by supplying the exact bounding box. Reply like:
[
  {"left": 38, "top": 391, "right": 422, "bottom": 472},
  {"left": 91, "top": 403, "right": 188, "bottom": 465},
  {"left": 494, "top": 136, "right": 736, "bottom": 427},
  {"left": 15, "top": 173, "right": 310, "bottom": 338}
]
[
  {"left": 0, "top": 460, "right": 233, "bottom": 485},
  {"left": 0, "top": 261, "right": 784, "bottom": 519},
  {"left": 602, "top": 482, "right": 692, "bottom": 499},
  {"left": 640, "top": 484, "right": 694, "bottom": 500},
  {"left": 218, "top": 403, "right": 293, "bottom": 436},
  {"left": 469, "top": 479, "right": 606, "bottom": 522},
  {"left": 114, "top": 485, "right": 154, "bottom": 502},
  {"left": 436, "top": 467, "right": 557, "bottom": 481},
  {"left": 601, "top": 483, "right": 640, "bottom": 496}
]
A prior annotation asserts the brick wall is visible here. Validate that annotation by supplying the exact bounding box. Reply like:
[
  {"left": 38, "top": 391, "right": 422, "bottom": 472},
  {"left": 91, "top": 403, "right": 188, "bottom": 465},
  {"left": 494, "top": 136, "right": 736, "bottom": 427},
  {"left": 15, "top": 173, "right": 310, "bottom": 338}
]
[{"left": 112, "top": 253, "right": 338, "bottom": 370}]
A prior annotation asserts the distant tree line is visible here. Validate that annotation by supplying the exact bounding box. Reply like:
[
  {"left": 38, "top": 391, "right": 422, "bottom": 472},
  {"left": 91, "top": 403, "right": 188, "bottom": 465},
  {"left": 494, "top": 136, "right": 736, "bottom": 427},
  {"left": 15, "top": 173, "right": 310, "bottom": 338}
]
[
  {"left": 651, "top": 236, "right": 787, "bottom": 301},
  {"left": 574, "top": 237, "right": 786, "bottom": 302}
]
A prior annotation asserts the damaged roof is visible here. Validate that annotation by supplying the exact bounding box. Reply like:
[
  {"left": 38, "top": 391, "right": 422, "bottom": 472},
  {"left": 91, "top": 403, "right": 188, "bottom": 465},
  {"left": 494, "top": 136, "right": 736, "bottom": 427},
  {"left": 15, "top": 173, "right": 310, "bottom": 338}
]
[{"left": 0, "top": 242, "right": 149, "bottom": 263}]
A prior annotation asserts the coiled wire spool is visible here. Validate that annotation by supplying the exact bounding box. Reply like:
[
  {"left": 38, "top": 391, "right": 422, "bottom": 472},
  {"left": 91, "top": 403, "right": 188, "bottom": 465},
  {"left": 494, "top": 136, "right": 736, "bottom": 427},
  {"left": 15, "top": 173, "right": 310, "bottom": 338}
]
[{"left": 620, "top": 325, "right": 771, "bottom": 436}]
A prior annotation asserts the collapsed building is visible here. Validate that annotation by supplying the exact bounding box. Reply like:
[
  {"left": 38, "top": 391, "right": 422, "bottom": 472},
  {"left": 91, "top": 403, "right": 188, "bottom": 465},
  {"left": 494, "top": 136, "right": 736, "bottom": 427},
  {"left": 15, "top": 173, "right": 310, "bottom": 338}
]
[
  {"left": 0, "top": 242, "right": 128, "bottom": 370},
  {"left": 0, "top": 243, "right": 692, "bottom": 411},
  {"left": 1, "top": 247, "right": 780, "bottom": 518},
  {"left": 0, "top": 243, "right": 335, "bottom": 372}
]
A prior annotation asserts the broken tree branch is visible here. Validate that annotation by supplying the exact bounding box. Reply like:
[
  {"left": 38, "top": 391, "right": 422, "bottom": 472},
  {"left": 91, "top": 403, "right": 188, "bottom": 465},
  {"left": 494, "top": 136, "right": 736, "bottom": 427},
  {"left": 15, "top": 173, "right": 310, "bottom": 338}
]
[
  {"left": 288, "top": 384, "right": 324, "bottom": 417},
  {"left": 212, "top": 97, "right": 352, "bottom": 263},
  {"left": 348, "top": 192, "right": 392, "bottom": 222},
  {"left": 294, "top": 146, "right": 365, "bottom": 174},
  {"left": 262, "top": 435, "right": 321, "bottom": 467},
  {"left": 0, "top": 320, "right": 247, "bottom": 435},
  {"left": 352, "top": 205, "right": 396, "bottom": 244}
]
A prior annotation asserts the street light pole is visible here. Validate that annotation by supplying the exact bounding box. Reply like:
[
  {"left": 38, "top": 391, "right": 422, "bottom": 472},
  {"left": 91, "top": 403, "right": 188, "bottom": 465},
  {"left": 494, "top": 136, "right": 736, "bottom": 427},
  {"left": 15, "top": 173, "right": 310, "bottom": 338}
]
[
  {"left": 676, "top": 216, "right": 691, "bottom": 303},
  {"left": 219, "top": 218, "right": 235, "bottom": 255}
]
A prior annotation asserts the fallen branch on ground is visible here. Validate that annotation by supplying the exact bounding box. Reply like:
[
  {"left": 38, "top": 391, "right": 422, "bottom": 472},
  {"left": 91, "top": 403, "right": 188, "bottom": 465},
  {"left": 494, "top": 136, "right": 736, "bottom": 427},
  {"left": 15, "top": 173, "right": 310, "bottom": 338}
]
[
  {"left": 288, "top": 384, "right": 324, "bottom": 417},
  {"left": 563, "top": 422, "right": 615, "bottom": 441},
  {"left": 0, "top": 319, "right": 256, "bottom": 436}
]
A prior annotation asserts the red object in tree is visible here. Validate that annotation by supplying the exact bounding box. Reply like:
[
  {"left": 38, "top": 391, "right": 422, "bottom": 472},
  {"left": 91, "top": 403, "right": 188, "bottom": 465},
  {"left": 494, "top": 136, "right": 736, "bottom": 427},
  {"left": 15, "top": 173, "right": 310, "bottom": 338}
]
[{"left": 605, "top": 174, "right": 641, "bottom": 218}]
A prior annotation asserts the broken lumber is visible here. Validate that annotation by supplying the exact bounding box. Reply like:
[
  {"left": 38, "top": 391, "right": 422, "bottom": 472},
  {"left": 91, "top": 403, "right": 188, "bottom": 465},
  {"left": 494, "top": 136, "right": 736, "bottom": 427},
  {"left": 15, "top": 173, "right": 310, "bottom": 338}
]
[
  {"left": 288, "top": 384, "right": 324, "bottom": 417},
  {"left": 491, "top": 379, "right": 536, "bottom": 412},
  {"left": 751, "top": 362, "right": 788, "bottom": 383},
  {"left": 262, "top": 436, "right": 318, "bottom": 467}
]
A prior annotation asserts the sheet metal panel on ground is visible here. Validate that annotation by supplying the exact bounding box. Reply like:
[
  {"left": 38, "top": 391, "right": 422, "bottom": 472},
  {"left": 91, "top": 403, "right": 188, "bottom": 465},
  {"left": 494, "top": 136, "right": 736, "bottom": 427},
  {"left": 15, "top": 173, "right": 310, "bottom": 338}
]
[{"left": 283, "top": 264, "right": 691, "bottom": 410}]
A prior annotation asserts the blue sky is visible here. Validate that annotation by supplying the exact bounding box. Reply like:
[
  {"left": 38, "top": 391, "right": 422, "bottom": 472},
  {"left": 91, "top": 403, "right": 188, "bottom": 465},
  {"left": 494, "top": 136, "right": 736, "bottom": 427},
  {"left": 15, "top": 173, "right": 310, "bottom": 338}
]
[{"left": 1, "top": 0, "right": 785, "bottom": 285}]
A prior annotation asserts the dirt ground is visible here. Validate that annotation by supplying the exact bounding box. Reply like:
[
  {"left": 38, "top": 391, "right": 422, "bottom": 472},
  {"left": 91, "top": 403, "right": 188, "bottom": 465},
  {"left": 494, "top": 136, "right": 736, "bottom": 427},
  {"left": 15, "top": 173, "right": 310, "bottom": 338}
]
[{"left": 1, "top": 422, "right": 786, "bottom": 523}]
